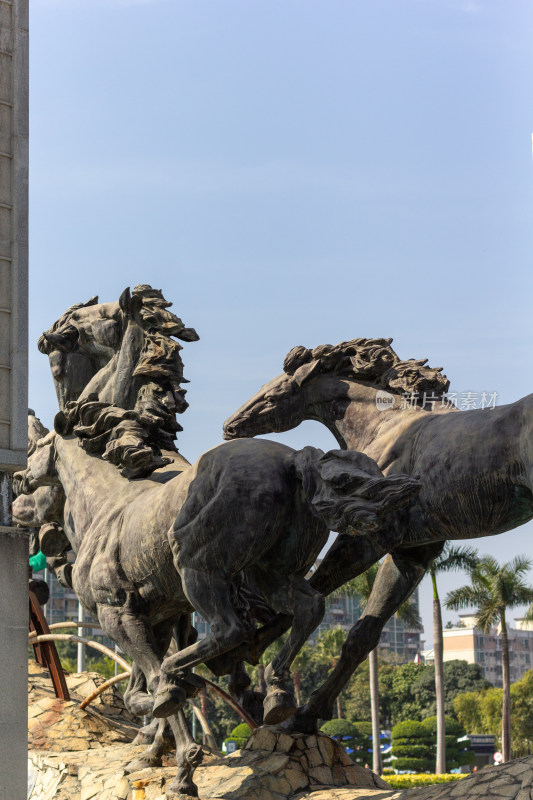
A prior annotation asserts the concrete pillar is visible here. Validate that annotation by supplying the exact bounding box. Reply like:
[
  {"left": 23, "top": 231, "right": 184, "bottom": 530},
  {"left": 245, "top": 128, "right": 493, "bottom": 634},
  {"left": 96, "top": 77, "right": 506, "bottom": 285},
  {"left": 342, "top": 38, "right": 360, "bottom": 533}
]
[{"left": 0, "top": 1, "right": 29, "bottom": 798}]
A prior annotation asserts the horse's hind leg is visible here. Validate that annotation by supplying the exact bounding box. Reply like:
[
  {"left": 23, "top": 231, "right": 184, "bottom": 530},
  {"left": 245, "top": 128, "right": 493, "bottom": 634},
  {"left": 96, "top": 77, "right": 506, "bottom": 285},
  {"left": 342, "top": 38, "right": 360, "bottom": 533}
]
[{"left": 258, "top": 575, "right": 325, "bottom": 724}]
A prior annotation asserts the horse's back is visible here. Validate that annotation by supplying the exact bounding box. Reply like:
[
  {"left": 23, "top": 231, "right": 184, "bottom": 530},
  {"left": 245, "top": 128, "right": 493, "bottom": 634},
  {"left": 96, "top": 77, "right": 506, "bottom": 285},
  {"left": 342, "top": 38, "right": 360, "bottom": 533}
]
[{"left": 403, "top": 394, "right": 533, "bottom": 541}]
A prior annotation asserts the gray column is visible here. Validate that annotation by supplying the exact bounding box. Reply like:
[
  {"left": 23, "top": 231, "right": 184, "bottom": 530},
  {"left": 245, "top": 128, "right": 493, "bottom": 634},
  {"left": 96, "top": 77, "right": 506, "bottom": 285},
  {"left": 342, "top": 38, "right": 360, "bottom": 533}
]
[{"left": 0, "top": 1, "right": 29, "bottom": 798}]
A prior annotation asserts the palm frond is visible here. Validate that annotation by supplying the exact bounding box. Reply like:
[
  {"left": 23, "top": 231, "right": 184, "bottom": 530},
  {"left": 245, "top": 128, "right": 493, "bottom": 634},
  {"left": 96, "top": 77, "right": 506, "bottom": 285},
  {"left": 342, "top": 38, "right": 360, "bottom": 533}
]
[
  {"left": 396, "top": 600, "right": 423, "bottom": 631},
  {"left": 445, "top": 585, "right": 486, "bottom": 612},
  {"left": 433, "top": 544, "right": 480, "bottom": 575}
]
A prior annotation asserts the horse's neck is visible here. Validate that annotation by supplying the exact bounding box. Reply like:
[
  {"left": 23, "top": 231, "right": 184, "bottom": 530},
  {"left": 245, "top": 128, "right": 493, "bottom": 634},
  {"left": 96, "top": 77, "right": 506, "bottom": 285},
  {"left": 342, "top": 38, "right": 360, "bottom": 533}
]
[
  {"left": 308, "top": 379, "right": 429, "bottom": 467},
  {"left": 54, "top": 436, "right": 138, "bottom": 546}
]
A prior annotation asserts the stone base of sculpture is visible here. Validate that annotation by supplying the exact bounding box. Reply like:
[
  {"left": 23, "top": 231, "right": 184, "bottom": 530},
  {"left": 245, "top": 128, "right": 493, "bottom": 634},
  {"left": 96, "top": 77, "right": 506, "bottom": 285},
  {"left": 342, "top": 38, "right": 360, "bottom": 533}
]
[
  {"left": 26, "top": 661, "right": 533, "bottom": 800},
  {"left": 28, "top": 726, "right": 392, "bottom": 800}
]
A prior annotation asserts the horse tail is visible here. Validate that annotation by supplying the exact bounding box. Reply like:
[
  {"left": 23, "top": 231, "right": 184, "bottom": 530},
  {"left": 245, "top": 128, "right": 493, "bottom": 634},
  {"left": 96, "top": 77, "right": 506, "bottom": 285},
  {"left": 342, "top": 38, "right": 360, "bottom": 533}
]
[{"left": 292, "top": 446, "right": 420, "bottom": 536}]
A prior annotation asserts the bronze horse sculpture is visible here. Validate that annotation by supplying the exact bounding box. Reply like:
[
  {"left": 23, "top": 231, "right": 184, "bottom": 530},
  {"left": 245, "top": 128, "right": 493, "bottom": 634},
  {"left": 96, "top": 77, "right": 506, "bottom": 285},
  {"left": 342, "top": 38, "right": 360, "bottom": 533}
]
[
  {"left": 19, "top": 296, "right": 419, "bottom": 797},
  {"left": 223, "top": 337, "right": 533, "bottom": 728},
  {"left": 19, "top": 426, "right": 417, "bottom": 795}
]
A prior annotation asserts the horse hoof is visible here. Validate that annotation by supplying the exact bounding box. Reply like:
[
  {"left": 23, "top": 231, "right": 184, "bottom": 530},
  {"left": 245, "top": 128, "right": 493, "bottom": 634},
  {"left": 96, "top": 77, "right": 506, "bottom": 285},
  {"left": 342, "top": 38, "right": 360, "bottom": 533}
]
[
  {"left": 165, "top": 778, "right": 199, "bottom": 799},
  {"left": 125, "top": 753, "right": 163, "bottom": 772},
  {"left": 263, "top": 688, "right": 297, "bottom": 725},
  {"left": 152, "top": 684, "right": 187, "bottom": 718},
  {"left": 286, "top": 706, "right": 319, "bottom": 735}
]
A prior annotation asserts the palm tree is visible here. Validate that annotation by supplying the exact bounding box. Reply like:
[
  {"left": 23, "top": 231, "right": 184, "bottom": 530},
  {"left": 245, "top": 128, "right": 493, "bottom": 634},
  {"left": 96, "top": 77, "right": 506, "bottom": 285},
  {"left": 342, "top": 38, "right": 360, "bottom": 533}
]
[
  {"left": 291, "top": 643, "right": 313, "bottom": 706},
  {"left": 429, "top": 544, "right": 479, "bottom": 774},
  {"left": 314, "top": 627, "right": 347, "bottom": 719},
  {"left": 338, "top": 565, "right": 422, "bottom": 775},
  {"left": 446, "top": 555, "right": 533, "bottom": 763}
]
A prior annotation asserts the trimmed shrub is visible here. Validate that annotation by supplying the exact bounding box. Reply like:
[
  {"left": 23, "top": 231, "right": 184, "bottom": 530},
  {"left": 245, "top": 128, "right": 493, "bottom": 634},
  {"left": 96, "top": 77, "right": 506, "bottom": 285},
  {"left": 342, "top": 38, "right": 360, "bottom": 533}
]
[
  {"left": 421, "top": 715, "right": 473, "bottom": 771},
  {"left": 321, "top": 719, "right": 368, "bottom": 765},
  {"left": 321, "top": 719, "right": 359, "bottom": 739},
  {"left": 352, "top": 721, "right": 372, "bottom": 737},
  {"left": 393, "top": 757, "right": 431, "bottom": 772},
  {"left": 230, "top": 723, "right": 251, "bottom": 740},
  {"left": 223, "top": 722, "right": 252, "bottom": 752},
  {"left": 391, "top": 720, "right": 433, "bottom": 772},
  {"left": 386, "top": 774, "right": 466, "bottom": 789},
  {"left": 392, "top": 745, "right": 433, "bottom": 759},
  {"left": 392, "top": 720, "right": 429, "bottom": 739}
]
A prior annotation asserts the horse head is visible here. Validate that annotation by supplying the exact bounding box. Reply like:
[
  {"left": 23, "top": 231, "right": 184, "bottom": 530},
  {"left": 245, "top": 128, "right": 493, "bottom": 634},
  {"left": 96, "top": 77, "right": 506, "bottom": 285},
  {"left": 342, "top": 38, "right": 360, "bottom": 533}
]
[
  {"left": 223, "top": 342, "right": 357, "bottom": 440},
  {"left": 223, "top": 371, "right": 308, "bottom": 440},
  {"left": 14, "top": 431, "right": 60, "bottom": 494},
  {"left": 223, "top": 338, "right": 450, "bottom": 442},
  {"left": 293, "top": 446, "right": 420, "bottom": 539},
  {"left": 38, "top": 295, "right": 122, "bottom": 408}
]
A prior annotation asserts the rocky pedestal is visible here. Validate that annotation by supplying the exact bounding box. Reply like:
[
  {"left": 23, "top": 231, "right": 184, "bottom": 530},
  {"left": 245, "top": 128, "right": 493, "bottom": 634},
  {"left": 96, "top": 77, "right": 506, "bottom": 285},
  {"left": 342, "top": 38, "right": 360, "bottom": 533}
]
[
  {"left": 27, "top": 663, "right": 533, "bottom": 800},
  {"left": 28, "top": 726, "right": 392, "bottom": 800}
]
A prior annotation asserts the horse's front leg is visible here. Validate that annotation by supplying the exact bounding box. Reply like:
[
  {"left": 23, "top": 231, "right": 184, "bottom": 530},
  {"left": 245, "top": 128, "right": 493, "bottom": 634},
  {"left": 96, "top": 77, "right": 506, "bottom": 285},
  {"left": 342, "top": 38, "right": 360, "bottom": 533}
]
[
  {"left": 258, "top": 575, "right": 326, "bottom": 725},
  {"left": 124, "top": 660, "right": 153, "bottom": 718},
  {"left": 205, "top": 533, "right": 384, "bottom": 676},
  {"left": 166, "top": 711, "right": 204, "bottom": 799},
  {"left": 96, "top": 603, "right": 176, "bottom": 770},
  {"left": 291, "top": 541, "right": 444, "bottom": 732},
  {"left": 153, "top": 569, "right": 255, "bottom": 718}
]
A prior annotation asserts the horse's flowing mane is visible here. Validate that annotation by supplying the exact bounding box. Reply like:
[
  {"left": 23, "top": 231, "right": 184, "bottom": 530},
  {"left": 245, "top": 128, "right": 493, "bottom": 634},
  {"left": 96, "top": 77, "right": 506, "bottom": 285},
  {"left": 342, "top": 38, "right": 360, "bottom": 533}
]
[
  {"left": 284, "top": 337, "right": 450, "bottom": 398},
  {"left": 39, "top": 285, "right": 199, "bottom": 479}
]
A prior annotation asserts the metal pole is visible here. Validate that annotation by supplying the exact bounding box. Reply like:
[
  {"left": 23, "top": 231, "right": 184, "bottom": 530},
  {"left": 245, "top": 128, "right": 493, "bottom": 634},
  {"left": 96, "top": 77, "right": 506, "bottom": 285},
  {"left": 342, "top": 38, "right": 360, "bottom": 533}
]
[
  {"left": 77, "top": 602, "right": 86, "bottom": 672},
  {"left": 43, "top": 566, "right": 49, "bottom": 620}
]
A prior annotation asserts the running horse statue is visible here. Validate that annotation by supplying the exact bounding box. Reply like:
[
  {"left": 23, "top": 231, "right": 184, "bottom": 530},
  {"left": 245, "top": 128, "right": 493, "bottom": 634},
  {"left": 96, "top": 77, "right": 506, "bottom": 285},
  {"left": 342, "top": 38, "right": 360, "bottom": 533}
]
[
  {"left": 223, "top": 337, "right": 533, "bottom": 728},
  {"left": 17, "top": 302, "right": 419, "bottom": 797}
]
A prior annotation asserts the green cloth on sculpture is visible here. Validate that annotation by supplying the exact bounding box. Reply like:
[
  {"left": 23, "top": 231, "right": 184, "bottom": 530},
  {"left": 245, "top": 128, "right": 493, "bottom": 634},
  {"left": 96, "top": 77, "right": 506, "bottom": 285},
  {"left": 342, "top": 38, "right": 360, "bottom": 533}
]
[{"left": 29, "top": 550, "right": 47, "bottom": 573}]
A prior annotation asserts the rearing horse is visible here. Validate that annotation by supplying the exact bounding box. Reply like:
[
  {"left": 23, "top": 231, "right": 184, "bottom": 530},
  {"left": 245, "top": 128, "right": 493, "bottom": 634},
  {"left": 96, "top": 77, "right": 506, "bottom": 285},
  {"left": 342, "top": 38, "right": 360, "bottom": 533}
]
[{"left": 223, "top": 337, "right": 533, "bottom": 728}]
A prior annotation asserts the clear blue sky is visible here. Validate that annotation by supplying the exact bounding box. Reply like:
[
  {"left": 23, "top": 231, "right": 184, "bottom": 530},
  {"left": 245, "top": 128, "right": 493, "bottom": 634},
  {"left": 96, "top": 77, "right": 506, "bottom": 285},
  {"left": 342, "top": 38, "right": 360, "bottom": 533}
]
[{"left": 29, "top": 0, "right": 533, "bottom": 646}]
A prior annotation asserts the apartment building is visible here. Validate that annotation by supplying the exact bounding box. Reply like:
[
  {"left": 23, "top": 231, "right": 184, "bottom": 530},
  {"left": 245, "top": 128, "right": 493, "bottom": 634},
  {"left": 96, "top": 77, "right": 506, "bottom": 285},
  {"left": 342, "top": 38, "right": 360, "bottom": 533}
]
[
  {"left": 313, "top": 588, "right": 424, "bottom": 664},
  {"left": 441, "top": 614, "right": 533, "bottom": 687}
]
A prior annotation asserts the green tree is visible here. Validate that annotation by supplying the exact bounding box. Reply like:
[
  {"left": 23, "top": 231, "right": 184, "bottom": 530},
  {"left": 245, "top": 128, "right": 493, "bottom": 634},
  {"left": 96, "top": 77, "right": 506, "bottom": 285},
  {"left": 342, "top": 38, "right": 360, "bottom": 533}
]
[
  {"left": 428, "top": 544, "right": 478, "bottom": 773},
  {"left": 446, "top": 554, "right": 533, "bottom": 762},
  {"left": 454, "top": 670, "right": 533, "bottom": 758},
  {"left": 344, "top": 656, "right": 397, "bottom": 727},
  {"left": 411, "top": 660, "right": 490, "bottom": 718},
  {"left": 339, "top": 565, "right": 422, "bottom": 774},
  {"left": 510, "top": 670, "right": 533, "bottom": 756},
  {"left": 387, "top": 662, "right": 426, "bottom": 723},
  {"left": 453, "top": 690, "right": 484, "bottom": 734}
]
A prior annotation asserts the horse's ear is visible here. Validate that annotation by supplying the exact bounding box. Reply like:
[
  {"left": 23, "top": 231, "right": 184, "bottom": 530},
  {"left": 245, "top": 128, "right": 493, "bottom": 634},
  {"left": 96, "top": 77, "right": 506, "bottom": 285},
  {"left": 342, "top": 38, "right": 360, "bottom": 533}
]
[
  {"left": 83, "top": 296, "right": 98, "bottom": 307},
  {"left": 54, "top": 411, "right": 68, "bottom": 435},
  {"left": 293, "top": 359, "right": 321, "bottom": 387},
  {"left": 119, "top": 287, "right": 131, "bottom": 314}
]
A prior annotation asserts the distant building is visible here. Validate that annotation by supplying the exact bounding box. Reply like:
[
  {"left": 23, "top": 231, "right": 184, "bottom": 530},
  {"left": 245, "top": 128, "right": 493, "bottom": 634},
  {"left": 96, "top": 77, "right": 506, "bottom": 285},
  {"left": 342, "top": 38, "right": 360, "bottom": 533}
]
[
  {"left": 312, "top": 588, "right": 424, "bottom": 664},
  {"left": 440, "top": 613, "right": 533, "bottom": 687},
  {"left": 45, "top": 570, "right": 79, "bottom": 626}
]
